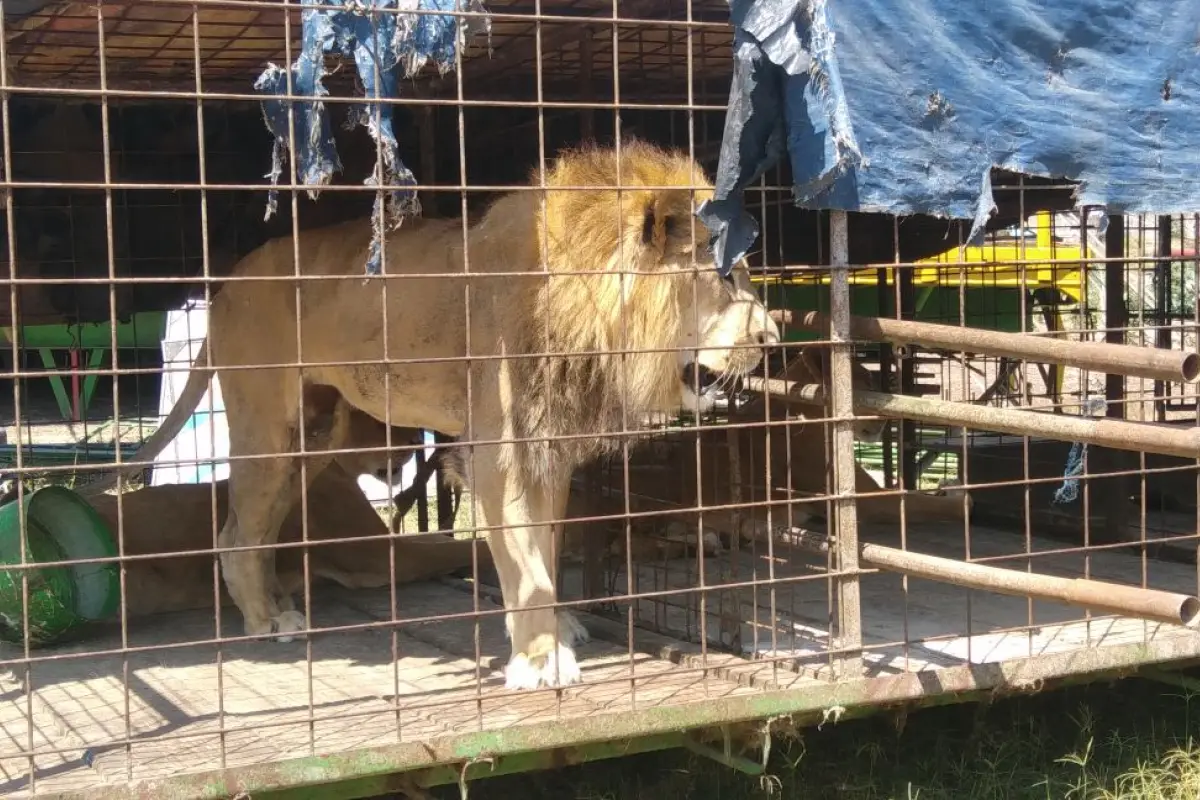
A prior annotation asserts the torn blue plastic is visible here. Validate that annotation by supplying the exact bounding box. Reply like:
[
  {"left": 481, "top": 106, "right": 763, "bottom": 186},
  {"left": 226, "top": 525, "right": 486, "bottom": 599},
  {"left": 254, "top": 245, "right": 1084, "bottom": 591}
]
[
  {"left": 255, "top": 0, "right": 490, "bottom": 274},
  {"left": 699, "top": 0, "right": 1200, "bottom": 274},
  {"left": 1053, "top": 396, "right": 1108, "bottom": 506}
]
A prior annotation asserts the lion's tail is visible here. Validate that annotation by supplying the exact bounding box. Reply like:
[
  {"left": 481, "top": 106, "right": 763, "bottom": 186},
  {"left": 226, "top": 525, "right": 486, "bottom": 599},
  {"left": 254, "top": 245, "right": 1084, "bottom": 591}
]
[{"left": 78, "top": 339, "right": 214, "bottom": 497}]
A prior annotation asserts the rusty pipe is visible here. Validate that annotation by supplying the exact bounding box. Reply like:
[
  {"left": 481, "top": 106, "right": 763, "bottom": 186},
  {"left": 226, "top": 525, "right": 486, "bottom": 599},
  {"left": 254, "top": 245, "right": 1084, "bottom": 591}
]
[
  {"left": 744, "top": 377, "right": 1200, "bottom": 460},
  {"left": 772, "top": 309, "right": 1200, "bottom": 384},
  {"left": 778, "top": 526, "right": 1200, "bottom": 629}
]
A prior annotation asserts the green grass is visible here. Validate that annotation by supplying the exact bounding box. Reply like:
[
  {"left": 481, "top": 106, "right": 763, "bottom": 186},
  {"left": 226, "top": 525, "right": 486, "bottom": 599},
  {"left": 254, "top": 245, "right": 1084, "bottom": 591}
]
[
  {"left": 385, "top": 489, "right": 476, "bottom": 536},
  {"left": 852, "top": 439, "right": 960, "bottom": 491},
  {"left": 418, "top": 676, "right": 1200, "bottom": 800}
]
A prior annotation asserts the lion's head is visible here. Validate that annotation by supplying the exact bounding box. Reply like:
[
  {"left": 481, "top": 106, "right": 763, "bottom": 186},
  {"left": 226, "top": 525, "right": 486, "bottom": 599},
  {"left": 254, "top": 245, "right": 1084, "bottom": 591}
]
[
  {"left": 794, "top": 346, "right": 887, "bottom": 442},
  {"left": 533, "top": 140, "right": 780, "bottom": 423}
]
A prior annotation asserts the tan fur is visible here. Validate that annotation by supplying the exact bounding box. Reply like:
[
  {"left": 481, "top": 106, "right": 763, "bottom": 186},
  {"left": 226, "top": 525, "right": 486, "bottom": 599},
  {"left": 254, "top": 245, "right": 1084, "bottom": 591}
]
[
  {"left": 101, "top": 140, "right": 779, "bottom": 690},
  {"left": 87, "top": 462, "right": 487, "bottom": 619},
  {"left": 84, "top": 366, "right": 458, "bottom": 527},
  {"left": 561, "top": 346, "right": 969, "bottom": 561}
]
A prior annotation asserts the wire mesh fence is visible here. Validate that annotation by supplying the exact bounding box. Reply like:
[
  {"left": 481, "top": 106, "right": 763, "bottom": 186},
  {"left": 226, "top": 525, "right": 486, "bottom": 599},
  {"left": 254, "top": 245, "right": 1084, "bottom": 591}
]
[{"left": 0, "top": 2, "right": 1197, "bottom": 798}]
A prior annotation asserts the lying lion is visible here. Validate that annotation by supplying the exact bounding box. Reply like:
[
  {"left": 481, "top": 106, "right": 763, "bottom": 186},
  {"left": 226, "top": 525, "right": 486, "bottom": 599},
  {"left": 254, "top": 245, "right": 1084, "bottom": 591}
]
[
  {"left": 92, "top": 140, "right": 780, "bottom": 690},
  {"left": 87, "top": 461, "right": 486, "bottom": 619},
  {"left": 561, "top": 345, "right": 969, "bottom": 562}
]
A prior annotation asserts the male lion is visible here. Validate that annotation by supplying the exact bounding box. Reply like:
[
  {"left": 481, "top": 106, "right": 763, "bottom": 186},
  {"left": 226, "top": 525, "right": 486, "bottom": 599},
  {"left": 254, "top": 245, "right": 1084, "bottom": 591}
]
[{"left": 93, "top": 140, "right": 780, "bottom": 690}]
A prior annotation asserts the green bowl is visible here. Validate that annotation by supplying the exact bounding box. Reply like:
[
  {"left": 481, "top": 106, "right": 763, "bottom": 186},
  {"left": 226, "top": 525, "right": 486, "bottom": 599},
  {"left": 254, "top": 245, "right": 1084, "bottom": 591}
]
[
  {"left": 0, "top": 486, "right": 118, "bottom": 647},
  {"left": 0, "top": 514, "right": 79, "bottom": 645}
]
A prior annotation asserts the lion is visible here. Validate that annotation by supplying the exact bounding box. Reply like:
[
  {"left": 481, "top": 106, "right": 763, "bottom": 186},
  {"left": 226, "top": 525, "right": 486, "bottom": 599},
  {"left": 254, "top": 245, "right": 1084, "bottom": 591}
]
[
  {"left": 85, "top": 460, "right": 486, "bottom": 619},
  {"left": 559, "top": 345, "right": 969, "bottom": 564},
  {"left": 89, "top": 140, "right": 780, "bottom": 691},
  {"left": 718, "top": 345, "right": 971, "bottom": 530}
]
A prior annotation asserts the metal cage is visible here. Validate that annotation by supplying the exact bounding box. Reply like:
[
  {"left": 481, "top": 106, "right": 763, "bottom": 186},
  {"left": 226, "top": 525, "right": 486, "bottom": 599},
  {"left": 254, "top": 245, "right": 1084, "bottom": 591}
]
[{"left": 0, "top": 2, "right": 1198, "bottom": 798}]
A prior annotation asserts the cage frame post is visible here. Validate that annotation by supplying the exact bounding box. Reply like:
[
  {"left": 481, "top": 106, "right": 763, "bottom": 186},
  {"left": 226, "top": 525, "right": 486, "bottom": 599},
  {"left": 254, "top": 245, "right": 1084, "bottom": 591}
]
[
  {"left": 769, "top": 309, "right": 1200, "bottom": 385},
  {"left": 749, "top": 380, "right": 1200, "bottom": 461},
  {"left": 827, "top": 210, "right": 864, "bottom": 678},
  {"left": 1154, "top": 214, "right": 1174, "bottom": 421},
  {"left": 1099, "top": 212, "right": 1133, "bottom": 543}
]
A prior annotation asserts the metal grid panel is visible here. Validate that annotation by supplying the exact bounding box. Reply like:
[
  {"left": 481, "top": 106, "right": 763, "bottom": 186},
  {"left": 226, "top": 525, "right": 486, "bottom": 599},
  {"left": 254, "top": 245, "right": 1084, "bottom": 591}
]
[
  {"left": 0, "top": 2, "right": 1197, "bottom": 798},
  {"left": 4, "top": 0, "right": 733, "bottom": 101}
]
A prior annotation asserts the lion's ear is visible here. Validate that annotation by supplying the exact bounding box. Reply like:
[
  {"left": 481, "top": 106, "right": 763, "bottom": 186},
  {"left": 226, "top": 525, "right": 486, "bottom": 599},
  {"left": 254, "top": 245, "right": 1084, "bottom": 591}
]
[{"left": 639, "top": 194, "right": 668, "bottom": 256}]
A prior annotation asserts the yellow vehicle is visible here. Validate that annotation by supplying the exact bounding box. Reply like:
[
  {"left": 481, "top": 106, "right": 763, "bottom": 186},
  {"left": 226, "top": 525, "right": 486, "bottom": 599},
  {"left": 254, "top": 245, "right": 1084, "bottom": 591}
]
[
  {"left": 753, "top": 210, "right": 1084, "bottom": 303},
  {"left": 755, "top": 211, "right": 1086, "bottom": 403}
]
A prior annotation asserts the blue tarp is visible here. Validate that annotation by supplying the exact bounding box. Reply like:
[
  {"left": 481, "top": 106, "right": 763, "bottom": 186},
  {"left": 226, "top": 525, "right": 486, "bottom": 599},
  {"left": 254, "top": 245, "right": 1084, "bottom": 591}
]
[
  {"left": 699, "top": 0, "right": 1200, "bottom": 274},
  {"left": 255, "top": 0, "right": 490, "bottom": 274}
]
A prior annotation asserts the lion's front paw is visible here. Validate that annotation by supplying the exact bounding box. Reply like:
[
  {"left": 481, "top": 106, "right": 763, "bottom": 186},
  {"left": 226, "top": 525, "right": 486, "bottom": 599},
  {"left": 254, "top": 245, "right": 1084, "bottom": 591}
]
[
  {"left": 506, "top": 611, "right": 591, "bottom": 647},
  {"left": 504, "top": 643, "right": 582, "bottom": 690},
  {"left": 271, "top": 610, "right": 307, "bottom": 643}
]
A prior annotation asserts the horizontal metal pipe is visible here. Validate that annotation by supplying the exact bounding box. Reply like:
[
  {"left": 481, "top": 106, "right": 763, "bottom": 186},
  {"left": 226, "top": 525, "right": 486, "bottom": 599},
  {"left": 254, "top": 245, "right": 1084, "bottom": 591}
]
[
  {"left": 778, "top": 527, "right": 1200, "bottom": 629},
  {"left": 772, "top": 309, "right": 1200, "bottom": 384},
  {"left": 744, "top": 377, "right": 1200, "bottom": 460}
]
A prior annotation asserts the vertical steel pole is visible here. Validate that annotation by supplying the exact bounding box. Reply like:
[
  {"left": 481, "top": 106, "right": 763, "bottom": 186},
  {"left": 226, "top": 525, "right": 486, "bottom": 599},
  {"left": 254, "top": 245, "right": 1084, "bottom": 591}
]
[
  {"left": 897, "top": 265, "right": 918, "bottom": 490},
  {"left": 1099, "top": 213, "right": 1131, "bottom": 543},
  {"left": 1154, "top": 215, "right": 1173, "bottom": 421},
  {"left": 829, "top": 211, "right": 863, "bottom": 677}
]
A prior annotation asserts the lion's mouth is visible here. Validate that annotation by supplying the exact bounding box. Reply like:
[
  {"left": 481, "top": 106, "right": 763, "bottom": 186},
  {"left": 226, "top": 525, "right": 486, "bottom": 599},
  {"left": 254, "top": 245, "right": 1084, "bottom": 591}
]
[{"left": 681, "top": 362, "right": 722, "bottom": 396}]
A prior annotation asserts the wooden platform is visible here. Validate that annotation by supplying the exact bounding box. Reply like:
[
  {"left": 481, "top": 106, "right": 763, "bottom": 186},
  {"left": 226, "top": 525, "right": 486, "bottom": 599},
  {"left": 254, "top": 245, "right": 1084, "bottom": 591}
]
[
  {"left": 559, "top": 520, "right": 1200, "bottom": 678},
  {"left": 1, "top": 522, "right": 1198, "bottom": 797}
]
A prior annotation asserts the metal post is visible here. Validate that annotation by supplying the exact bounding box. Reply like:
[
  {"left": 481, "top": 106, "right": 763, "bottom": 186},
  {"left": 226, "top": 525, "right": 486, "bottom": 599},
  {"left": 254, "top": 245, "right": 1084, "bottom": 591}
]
[
  {"left": 769, "top": 309, "right": 1199, "bottom": 384},
  {"left": 1099, "top": 213, "right": 1132, "bottom": 543},
  {"left": 774, "top": 527, "right": 1200, "bottom": 628},
  {"left": 747, "top": 380, "right": 1200, "bottom": 460},
  {"left": 876, "top": 266, "right": 895, "bottom": 488},
  {"left": 898, "top": 266, "right": 919, "bottom": 491},
  {"left": 828, "top": 211, "right": 863, "bottom": 677},
  {"left": 1154, "top": 215, "right": 1173, "bottom": 421}
]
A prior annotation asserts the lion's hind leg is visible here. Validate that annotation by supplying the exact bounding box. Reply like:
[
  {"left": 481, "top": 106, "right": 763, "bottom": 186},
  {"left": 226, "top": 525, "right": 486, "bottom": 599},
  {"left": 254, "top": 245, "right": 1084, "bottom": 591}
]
[
  {"left": 219, "top": 444, "right": 308, "bottom": 641},
  {"left": 218, "top": 378, "right": 347, "bottom": 642}
]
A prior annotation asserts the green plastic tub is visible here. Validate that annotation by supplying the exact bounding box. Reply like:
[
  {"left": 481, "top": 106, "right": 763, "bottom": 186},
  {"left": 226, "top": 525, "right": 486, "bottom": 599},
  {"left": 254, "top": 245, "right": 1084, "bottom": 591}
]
[{"left": 0, "top": 486, "right": 119, "bottom": 646}]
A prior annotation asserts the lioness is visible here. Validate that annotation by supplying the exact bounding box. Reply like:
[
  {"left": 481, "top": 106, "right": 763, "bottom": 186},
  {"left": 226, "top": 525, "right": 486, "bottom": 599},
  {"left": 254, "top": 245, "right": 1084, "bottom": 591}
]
[
  {"left": 95, "top": 140, "right": 779, "bottom": 690},
  {"left": 560, "top": 345, "right": 968, "bottom": 563}
]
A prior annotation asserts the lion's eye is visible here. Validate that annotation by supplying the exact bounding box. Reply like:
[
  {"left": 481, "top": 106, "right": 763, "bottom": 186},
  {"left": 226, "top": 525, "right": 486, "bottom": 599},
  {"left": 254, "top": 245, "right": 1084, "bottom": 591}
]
[{"left": 663, "top": 216, "right": 678, "bottom": 238}]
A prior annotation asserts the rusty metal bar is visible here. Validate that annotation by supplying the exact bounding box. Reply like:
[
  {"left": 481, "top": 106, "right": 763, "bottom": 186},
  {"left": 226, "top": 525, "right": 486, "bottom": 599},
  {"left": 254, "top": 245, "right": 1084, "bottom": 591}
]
[
  {"left": 827, "top": 210, "right": 863, "bottom": 678},
  {"left": 746, "top": 379, "right": 1200, "bottom": 461},
  {"left": 775, "top": 527, "right": 1200, "bottom": 629},
  {"left": 771, "top": 309, "right": 1200, "bottom": 384}
]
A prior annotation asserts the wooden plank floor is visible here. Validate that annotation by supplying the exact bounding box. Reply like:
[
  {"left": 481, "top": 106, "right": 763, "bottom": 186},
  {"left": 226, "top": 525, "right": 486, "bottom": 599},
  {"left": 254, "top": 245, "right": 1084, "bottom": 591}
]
[
  {"left": 0, "top": 579, "right": 777, "bottom": 797},
  {"left": 1, "top": 521, "right": 1196, "bottom": 796},
  {"left": 560, "top": 520, "right": 1200, "bottom": 679}
]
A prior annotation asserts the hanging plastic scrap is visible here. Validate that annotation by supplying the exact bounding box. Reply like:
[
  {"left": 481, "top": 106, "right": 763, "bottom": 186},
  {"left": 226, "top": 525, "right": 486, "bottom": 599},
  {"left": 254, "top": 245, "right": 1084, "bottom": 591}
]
[
  {"left": 255, "top": 0, "right": 491, "bottom": 274},
  {"left": 1052, "top": 396, "right": 1108, "bottom": 506},
  {"left": 697, "top": 0, "right": 863, "bottom": 278},
  {"left": 698, "top": 0, "right": 1200, "bottom": 276}
]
